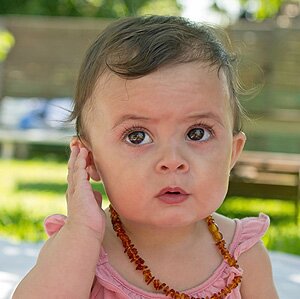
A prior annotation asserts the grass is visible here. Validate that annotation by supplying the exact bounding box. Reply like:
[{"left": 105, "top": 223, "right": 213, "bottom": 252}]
[
  {"left": 0, "top": 158, "right": 108, "bottom": 241},
  {"left": 0, "top": 158, "right": 299, "bottom": 255},
  {"left": 218, "top": 198, "right": 300, "bottom": 255}
]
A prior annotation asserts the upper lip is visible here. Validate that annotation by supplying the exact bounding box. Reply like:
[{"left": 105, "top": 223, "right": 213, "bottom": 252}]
[{"left": 156, "top": 187, "right": 189, "bottom": 197}]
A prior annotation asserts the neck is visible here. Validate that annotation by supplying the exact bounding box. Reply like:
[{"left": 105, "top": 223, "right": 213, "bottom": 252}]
[
  {"left": 110, "top": 209, "right": 207, "bottom": 254},
  {"left": 108, "top": 205, "right": 242, "bottom": 298}
]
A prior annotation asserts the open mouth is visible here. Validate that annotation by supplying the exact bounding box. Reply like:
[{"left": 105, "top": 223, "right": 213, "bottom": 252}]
[
  {"left": 156, "top": 187, "right": 189, "bottom": 204},
  {"left": 157, "top": 187, "right": 188, "bottom": 196}
]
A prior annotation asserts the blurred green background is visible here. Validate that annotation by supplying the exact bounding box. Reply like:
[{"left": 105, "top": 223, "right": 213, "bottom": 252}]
[
  {"left": 0, "top": 0, "right": 299, "bottom": 256},
  {"left": 1, "top": 158, "right": 299, "bottom": 255}
]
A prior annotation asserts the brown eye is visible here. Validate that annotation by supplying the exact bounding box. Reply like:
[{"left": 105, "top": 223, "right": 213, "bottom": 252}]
[
  {"left": 187, "top": 128, "right": 211, "bottom": 142},
  {"left": 125, "top": 131, "right": 152, "bottom": 145}
]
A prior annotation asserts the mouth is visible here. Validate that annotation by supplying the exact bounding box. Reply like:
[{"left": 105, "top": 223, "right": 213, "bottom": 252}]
[
  {"left": 156, "top": 187, "right": 189, "bottom": 204},
  {"left": 157, "top": 187, "right": 188, "bottom": 196}
]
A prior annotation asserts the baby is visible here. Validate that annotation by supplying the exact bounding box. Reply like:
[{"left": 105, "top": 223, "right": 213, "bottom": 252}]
[{"left": 13, "top": 15, "right": 279, "bottom": 298}]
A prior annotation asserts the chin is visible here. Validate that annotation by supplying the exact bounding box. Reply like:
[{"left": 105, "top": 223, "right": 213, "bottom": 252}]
[{"left": 153, "top": 213, "right": 199, "bottom": 228}]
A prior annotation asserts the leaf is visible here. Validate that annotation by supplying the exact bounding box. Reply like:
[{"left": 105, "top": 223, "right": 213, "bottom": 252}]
[{"left": 0, "top": 30, "right": 15, "bottom": 62}]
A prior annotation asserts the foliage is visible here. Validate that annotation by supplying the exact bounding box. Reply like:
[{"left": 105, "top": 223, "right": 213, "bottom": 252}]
[
  {"left": 212, "top": 0, "right": 300, "bottom": 20},
  {"left": 240, "top": 0, "right": 294, "bottom": 19},
  {"left": 0, "top": 0, "right": 181, "bottom": 18},
  {"left": 0, "top": 30, "right": 15, "bottom": 62},
  {"left": 1, "top": 0, "right": 299, "bottom": 21},
  {"left": 0, "top": 159, "right": 299, "bottom": 255}
]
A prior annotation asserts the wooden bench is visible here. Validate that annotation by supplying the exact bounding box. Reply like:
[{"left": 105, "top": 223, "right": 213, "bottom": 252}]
[{"left": 228, "top": 151, "right": 300, "bottom": 224}]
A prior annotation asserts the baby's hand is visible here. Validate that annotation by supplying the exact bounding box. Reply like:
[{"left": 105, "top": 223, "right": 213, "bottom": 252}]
[
  {"left": 64, "top": 145, "right": 106, "bottom": 240},
  {"left": 14, "top": 145, "right": 105, "bottom": 299}
]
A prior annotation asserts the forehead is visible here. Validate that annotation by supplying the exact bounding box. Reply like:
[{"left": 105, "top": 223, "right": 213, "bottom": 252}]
[{"left": 91, "top": 63, "right": 232, "bottom": 125}]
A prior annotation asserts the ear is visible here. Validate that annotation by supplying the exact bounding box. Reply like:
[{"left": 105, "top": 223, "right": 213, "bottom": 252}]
[
  {"left": 230, "top": 132, "right": 246, "bottom": 170},
  {"left": 70, "top": 137, "right": 101, "bottom": 182}
]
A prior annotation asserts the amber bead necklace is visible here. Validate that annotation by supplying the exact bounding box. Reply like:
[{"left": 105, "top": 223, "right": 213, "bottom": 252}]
[{"left": 109, "top": 205, "right": 242, "bottom": 299}]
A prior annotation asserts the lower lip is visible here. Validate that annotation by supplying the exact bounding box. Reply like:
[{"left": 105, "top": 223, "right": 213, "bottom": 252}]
[{"left": 157, "top": 194, "right": 189, "bottom": 204}]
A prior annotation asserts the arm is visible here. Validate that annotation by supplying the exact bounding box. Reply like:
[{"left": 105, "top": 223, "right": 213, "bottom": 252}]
[
  {"left": 13, "top": 222, "right": 102, "bottom": 299},
  {"left": 239, "top": 240, "right": 279, "bottom": 299},
  {"left": 13, "top": 146, "right": 106, "bottom": 299}
]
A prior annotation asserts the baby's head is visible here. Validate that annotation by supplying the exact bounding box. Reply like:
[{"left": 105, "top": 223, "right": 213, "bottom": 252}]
[
  {"left": 71, "top": 15, "right": 244, "bottom": 139},
  {"left": 70, "top": 16, "right": 247, "bottom": 224}
]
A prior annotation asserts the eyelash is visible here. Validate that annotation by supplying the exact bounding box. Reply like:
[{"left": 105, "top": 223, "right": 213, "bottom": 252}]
[
  {"left": 121, "top": 124, "right": 150, "bottom": 141},
  {"left": 120, "top": 122, "right": 215, "bottom": 144},
  {"left": 188, "top": 122, "right": 215, "bottom": 137}
]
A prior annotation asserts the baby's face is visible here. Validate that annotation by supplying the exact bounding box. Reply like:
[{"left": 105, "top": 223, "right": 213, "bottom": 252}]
[{"left": 85, "top": 62, "right": 245, "bottom": 228}]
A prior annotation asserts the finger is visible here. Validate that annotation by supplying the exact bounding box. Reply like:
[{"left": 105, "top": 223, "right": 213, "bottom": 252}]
[
  {"left": 73, "top": 147, "right": 89, "bottom": 181},
  {"left": 68, "top": 145, "right": 80, "bottom": 171},
  {"left": 93, "top": 191, "right": 103, "bottom": 208},
  {"left": 72, "top": 147, "right": 93, "bottom": 194},
  {"left": 67, "top": 146, "right": 80, "bottom": 196}
]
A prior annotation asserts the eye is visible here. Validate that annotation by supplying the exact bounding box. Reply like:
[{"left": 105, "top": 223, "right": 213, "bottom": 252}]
[
  {"left": 124, "top": 130, "right": 153, "bottom": 145},
  {"left": 186, "top": 127, "right": 212, "bottom": 142}
]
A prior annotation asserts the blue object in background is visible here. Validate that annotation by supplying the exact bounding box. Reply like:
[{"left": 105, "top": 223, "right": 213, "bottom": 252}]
[
  {"left": 18, "top": 107, "right": 47, "bottom": 129},
  {"left": 18, "top": 98, "right": 72, "bottom": 130}
]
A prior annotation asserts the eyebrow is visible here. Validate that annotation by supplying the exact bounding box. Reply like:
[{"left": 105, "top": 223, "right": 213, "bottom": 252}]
[
  {"left": 112, "top": 114, "right": 151, "bottom": 129},
  {"left": 113, "top": 112, "right": 224, "bottom": 129},
  {"left": 186, "top": 112, "right": 224, "bottom": 126}
]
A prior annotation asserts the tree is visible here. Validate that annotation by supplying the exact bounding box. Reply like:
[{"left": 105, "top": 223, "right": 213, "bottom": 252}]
[
  {"left": 211, "top": 0, "right": 300, "bottom": 20},
  {"left": 0, "top": 0, "right": 181, "bottom": 18},
  {"left": 0, "top": 30, "right": 14, "bottom": 62}
]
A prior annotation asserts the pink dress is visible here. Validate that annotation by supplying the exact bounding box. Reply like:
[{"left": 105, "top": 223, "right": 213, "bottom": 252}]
[{"left": 44, "top": 213, "right": 270, "bottom": 299}]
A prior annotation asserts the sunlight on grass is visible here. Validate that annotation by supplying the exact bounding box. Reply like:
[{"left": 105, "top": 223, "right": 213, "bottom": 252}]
[
  {"left": 1, "top": 159, "right": 299, "bottom": 255},
  {"left": 219, "top": 197, "right": 294, "bottom": 218},
  {"left": 218, "top": 197, "right": 300, "bottom": 255},
  {"left": 0, "top": 159, "right": 108, "bottom": 241}
]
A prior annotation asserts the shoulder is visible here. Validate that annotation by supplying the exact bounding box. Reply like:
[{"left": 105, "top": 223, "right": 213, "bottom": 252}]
[
  {"left": 238, "top": 241, "right": 279, "bottom": 298},
  {"left": 211, "top": 212, "right": 237, "bottom": 246},
  {"left": 213, "top": 213, "right": 278, "bottom": 298},
  {"left": 213, "top": 213, "right": 270, "bottom": 256}
]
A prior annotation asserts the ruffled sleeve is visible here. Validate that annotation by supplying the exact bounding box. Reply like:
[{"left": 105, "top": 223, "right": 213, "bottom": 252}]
[
  {"left": 231, "top": 213, "right": 270, "bottom": 259},
  {"left": 44, "top": 214, "right": 67, "bottom": 236},
  {"left": 189, "top": 213, "right": 270, "bottom": 299}
]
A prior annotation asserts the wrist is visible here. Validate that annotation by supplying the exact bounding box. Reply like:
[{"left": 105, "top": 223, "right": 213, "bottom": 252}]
[{"left": 63, "top": 218, "right": 105, "bottom": 244}]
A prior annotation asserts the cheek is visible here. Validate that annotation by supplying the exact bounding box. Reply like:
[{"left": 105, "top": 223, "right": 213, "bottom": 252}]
[
  {"left": 215, "top": 148, "right": 232, "bottom": 172},
  {"left": 196, "top": 142, "right": 232, "bottom": 186},
  {"left": 93, "top": 146, "right": 147, "bottom": 190},
  {"left": 198, "top": 150, "right": 231, "bottom": 207}
]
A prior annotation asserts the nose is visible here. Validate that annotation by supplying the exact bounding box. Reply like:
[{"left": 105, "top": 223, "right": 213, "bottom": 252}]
[{"left": 155, "top": 145, "right": 189, "bottom": 174}]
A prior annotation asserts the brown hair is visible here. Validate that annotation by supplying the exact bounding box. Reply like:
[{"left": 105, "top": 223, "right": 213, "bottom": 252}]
[{"left": 71, "top": 15, "right": 246, "bottom": 137}]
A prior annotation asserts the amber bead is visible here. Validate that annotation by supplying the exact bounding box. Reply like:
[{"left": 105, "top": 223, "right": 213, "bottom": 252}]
[
  {"left": 110, "top": 205, "right": 242, "bottom": 299},
  {"left": 213, "top": 231, "right": 223, "bottom": 241},
  {"left": 153, "top": 279, "right": 160, "bottom": 290},
  {"left": 208, "top": 223, "right": 218, "bottom": 233}
]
